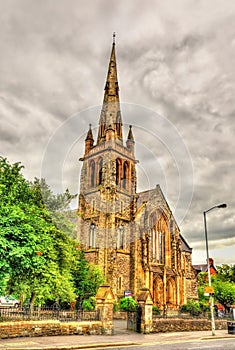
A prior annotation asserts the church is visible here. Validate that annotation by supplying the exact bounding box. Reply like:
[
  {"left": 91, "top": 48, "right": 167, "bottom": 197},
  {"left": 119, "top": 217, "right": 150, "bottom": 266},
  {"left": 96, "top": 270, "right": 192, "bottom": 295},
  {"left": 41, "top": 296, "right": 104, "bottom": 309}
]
[{"left": 77, "top": 36, "right": 198, "bottom": 309}]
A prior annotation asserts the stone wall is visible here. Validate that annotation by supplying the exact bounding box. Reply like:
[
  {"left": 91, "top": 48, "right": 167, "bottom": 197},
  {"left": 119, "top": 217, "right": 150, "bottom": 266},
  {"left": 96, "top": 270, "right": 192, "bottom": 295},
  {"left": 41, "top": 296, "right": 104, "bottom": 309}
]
[
  {"left": 152, "top": 318, "right": 227, "bottom": 333},
  {"left": 0, "top": 320, "right": 103, "bottom": 339}
]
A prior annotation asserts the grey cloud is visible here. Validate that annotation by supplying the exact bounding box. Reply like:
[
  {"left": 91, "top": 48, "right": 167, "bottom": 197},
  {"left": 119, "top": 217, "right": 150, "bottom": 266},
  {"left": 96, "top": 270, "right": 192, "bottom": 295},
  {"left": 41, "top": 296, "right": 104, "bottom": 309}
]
[{"left": 0, "top": 0, "right": 234, "bottom": 265}]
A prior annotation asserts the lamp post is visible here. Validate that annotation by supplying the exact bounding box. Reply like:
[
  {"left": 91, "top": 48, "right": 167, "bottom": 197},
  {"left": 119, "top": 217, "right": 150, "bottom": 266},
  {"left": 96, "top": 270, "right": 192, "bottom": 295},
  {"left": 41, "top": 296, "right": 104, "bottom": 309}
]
[{"left": 203, "top": 203, "right": 227, "bottom": 336}]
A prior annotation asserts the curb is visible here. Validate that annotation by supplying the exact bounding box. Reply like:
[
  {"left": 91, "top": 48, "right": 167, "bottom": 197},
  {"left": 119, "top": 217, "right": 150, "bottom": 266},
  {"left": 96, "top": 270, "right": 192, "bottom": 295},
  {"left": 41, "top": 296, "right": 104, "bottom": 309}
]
[
  {"left": 4, "top": 342, "right": 138, "bottom": 350},
  {"left": 201, "top": 335, "right": 235, "bottom": 340}
]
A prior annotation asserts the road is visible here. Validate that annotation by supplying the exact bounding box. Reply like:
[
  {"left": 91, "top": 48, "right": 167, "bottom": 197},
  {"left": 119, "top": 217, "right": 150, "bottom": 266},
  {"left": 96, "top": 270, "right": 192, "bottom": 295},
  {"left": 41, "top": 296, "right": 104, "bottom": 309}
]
[{"left": 88, "top": 339, "right": 235, "bottom": 350}]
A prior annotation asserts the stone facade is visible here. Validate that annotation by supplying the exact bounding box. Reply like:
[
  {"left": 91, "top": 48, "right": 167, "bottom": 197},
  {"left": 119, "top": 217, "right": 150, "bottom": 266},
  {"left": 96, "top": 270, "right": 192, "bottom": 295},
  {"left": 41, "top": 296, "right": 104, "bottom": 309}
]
[{"left": 77, "top": 36, "right": 198, "bottom": 309}]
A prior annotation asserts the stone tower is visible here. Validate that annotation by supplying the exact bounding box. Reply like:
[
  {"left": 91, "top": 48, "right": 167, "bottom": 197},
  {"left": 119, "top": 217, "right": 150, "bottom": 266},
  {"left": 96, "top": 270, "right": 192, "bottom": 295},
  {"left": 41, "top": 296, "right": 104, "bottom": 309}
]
[
  {"left": 78, "top": 35, "right": 137, "bottom": 295},
  {"left": 78, "top": 36, "right": 198, "bottom": 305}
]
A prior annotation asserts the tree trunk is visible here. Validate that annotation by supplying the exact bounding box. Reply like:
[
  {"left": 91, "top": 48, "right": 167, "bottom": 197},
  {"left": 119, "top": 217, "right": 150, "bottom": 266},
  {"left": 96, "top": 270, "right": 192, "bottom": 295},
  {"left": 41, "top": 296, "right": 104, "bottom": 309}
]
[{"left": 29, "top": 292, "right": 36, "bottom": 313}]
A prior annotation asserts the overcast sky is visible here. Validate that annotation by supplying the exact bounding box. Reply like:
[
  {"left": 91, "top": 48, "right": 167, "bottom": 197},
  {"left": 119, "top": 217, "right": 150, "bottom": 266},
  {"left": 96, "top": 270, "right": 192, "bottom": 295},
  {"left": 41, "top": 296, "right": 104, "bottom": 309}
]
[{"left": 1, "top": 0, "right": 234, "bottom": 265}]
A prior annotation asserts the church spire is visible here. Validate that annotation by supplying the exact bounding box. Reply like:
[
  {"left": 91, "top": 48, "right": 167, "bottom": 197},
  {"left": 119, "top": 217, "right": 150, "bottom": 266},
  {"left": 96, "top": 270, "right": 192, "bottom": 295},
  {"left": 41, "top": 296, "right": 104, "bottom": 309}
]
[
  {"left": 85, "top": 123, "right": 94, "bottom": 154},
  {"left": 97, "top": 33, "right": 123, "bottom": 144},
  {"left": 126, "top": 125, "right": 135, "bottom": 153}
]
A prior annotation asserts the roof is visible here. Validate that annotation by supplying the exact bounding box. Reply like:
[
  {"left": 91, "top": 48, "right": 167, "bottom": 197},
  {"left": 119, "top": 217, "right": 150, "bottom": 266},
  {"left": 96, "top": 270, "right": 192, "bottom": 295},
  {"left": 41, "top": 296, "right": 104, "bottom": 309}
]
[
  {"left": 180, "top": 234, "right": 192, "bottom": 253},
  {"left": 137, "top": 185, "right": 172, "bottom": 214},
  {"left": 193, "top": 264, "right": 208, "bottom": 273},
  {"left": 136, "top": 185, "right": 179, "bottom": 231}
]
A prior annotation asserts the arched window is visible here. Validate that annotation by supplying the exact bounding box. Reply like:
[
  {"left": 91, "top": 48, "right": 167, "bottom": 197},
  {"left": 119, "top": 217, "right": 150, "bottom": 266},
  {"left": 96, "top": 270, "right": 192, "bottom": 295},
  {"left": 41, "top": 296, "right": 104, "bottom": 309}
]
[
  {"left": 118, "top": 276, "right": 122, "bottom": 291},
  {"left": 151, "top": 228, "right": 166, "bottom": 264},
  {"left": 150, "top": 210, "right": 167, "bottom": 264},
  {"left": 123, "top": 161, "right": 128, "bottom": 189},
  {"left": 117, "top": 225, "right": 124, "bottom": 249},
  {"left": 151, "top": 227, "right": 159, "bottom": 262},
  {"left": 159, "top": 232, "right": 163, "bottom": 263},
  {"left": 98, "top": 158, "right": 103, "bottom": 185},
  {"left": 159, "top": 232, "right": 165, "bottom": 264},
  {"left": 89, "top": 223, "right": 96, "bottom": 248},
  {"left": 116, "top": 158, "right": 121, "bottom": 185},
  {"left": 90, "top": 160, "right": 95, "bottom": 187}
]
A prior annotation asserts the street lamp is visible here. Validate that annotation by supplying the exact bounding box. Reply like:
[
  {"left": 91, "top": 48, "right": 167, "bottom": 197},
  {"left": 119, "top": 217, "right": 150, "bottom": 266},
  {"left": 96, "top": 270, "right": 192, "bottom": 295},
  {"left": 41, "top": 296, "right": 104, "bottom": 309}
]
[{"left": 203, "top": 203, "right": 227, "bottom": 336}]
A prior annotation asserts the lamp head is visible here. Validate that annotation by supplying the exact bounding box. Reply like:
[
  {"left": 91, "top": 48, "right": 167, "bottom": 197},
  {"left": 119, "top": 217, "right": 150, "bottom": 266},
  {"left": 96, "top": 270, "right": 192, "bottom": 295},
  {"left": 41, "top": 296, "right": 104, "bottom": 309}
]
[{"left": 217, "top": 203, "right": 227, "bottom": 208}]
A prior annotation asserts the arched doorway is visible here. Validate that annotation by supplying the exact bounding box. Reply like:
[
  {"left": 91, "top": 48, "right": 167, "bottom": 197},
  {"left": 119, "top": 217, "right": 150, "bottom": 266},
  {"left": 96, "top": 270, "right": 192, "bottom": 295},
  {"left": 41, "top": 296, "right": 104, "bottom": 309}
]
[
  {"left": 166, "top": 278, "right": 176, "bottom": 309},
  {"left": 153, "top": 275, "right": 163, "bottom": 308}
]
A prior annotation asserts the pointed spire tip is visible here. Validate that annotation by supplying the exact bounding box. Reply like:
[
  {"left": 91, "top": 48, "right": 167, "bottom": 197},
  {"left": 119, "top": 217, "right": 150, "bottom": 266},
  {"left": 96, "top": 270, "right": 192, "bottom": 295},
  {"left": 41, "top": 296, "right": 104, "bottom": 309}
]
[{"left": 113, "top": 32, "right": 116, "bottom": 44}]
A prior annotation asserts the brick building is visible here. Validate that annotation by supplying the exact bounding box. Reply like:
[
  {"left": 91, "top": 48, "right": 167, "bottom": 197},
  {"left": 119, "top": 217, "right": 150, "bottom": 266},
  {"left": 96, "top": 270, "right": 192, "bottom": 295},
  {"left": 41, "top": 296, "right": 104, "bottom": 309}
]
[{"left": 77, "top": 36, "right": 198, "bottom": 308}]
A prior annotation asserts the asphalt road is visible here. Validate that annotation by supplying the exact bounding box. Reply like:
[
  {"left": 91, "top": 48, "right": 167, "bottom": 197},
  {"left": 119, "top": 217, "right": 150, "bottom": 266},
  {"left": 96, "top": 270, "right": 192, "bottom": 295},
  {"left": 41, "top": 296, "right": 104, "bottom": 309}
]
[{"left": 88, "top": 338, "right": 235, "bottom": 350}]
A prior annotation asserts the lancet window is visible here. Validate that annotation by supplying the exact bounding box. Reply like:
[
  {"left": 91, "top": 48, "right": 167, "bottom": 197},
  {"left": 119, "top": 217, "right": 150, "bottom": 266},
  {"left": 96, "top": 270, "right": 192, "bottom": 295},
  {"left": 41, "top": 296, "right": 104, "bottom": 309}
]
[
  {"left": 123, "top": 161, "right": 128, "bottom": 189},
  {"left": 150, "top": 212, "right": 167, "bottom": 264},
  {"left": 98, "top": 158, "right": 103, "bottom": 185},
  {"left": 116, "top": 158, "right": 121, "bottom": 185},
  {"left": 90, "top": 160, "right": 95, "bottom": 187},
  {"left": 117, "top": 224, "right": 125, "bottom": 249},
  {"left": 89, "top": 223, "right": 96, "bottom": 248}
]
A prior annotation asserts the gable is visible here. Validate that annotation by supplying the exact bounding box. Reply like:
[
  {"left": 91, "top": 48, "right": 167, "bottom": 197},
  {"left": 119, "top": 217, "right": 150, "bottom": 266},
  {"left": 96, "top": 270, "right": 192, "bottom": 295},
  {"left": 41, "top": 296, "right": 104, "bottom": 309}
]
[{"left": 135, "top": 184, "right": 179, "bottom": 231}]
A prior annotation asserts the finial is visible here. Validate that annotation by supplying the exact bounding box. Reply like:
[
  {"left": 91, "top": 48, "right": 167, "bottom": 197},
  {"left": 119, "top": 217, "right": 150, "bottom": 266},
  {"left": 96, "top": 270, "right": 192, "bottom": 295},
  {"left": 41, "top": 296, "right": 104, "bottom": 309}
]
[
  {"left": 113, "top": 32, "right": 116, "bottom": 44},
  {"left": 89, "top": 123, "right": 92, "bottom": 129}
]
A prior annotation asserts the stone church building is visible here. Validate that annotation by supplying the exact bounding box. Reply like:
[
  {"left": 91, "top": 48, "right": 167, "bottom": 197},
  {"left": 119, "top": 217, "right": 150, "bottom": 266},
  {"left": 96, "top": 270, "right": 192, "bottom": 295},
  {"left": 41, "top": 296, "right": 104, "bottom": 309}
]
[{"left": 77, "top": 37, "right": 198, "bottom": 308}]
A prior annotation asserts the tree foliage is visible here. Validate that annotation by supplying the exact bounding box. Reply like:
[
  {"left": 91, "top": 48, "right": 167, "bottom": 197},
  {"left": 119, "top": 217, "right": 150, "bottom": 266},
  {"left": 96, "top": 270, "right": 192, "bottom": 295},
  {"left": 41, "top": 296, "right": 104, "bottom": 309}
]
[
  {"left": 214, "top": 280, "right": 235, "bottom": 309},
  {"left": 179, "top": 299, "right": 202, "bottom": 316},
  {"left": 197, "top": 271, "right": 235, "bottom": 310},
  {"left": 0, "top": 157, "right": 104, "bottom": 307},
  {"left": 31, "top": 178, "right": 77, "bottom": 239},
  {"left": 216, "top": 264, "right": 235, "bottom": 283},
  {"left": 119, "top": 297, "right": 138, "bottom": 311},
  {"left": 0, "top": 157, "right": 77, "bottom": 304},
  {"left": 72, "top": 249, "right": 104, "bottom": 305}
]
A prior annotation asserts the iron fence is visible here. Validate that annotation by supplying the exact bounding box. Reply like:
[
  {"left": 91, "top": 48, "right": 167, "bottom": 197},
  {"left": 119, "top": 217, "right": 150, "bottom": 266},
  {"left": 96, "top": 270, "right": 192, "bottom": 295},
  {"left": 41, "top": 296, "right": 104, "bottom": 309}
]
[
  {"left": 0, "top": 306, "right": 99, "bottom": 322},
  {"left": 152, "top": 309, "right": 233, "bottom": 320}
]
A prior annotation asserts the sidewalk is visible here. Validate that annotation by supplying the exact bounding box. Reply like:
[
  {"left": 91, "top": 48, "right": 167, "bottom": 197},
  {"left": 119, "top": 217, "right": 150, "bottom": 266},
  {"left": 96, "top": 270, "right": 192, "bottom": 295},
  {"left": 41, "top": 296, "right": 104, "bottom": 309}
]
[{"left": 0, "top": 326, "right": 235, "bottom": 350}]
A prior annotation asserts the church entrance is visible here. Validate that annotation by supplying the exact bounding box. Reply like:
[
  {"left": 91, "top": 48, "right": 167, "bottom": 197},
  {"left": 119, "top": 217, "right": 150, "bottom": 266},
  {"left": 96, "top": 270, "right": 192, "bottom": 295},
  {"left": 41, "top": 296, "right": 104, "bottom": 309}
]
[{"left": 153, "top": 275, "right": 164, "bottom": 307}]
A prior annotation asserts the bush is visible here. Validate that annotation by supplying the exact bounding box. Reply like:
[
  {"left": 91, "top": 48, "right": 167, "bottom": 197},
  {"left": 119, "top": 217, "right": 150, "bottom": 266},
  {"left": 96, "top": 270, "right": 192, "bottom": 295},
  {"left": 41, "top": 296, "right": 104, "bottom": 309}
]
[
  {"left": 179, "top": 300, "right": 201, "bottom": 316},
  {"left": 82, "top": 296, "right": 96, "bottom": 310},
  {"left": 152, "top": 305, "right": 161, "bottom": 314},
  {"left": 113, "top": 300, "right": 119, "bottom": 312},
  {"left": 119, "top": 297, "right": 137, "bottom": 311},
  {"left": 199, "top": 301, "right": 210, "bottom": 313}
]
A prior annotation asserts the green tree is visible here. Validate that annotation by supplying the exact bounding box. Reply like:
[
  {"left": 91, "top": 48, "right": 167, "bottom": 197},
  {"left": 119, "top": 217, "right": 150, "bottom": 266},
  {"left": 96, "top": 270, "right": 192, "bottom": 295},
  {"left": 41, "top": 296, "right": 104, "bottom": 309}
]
[
  {"left": 119, "top": 297, "right": 138, "bottom": 311},
  {"left": 197, "top": 271, "right": 235, "bottom": 312},
  {"left": 0, "top": 157, "right": 76, "bottom": 306},
  {"left": 0, "top": 157, "right": 105, "bottom": 309},
  {"left": 214, "top": 279, "right": 235, "bottom": 311},
  {"left": 217, "top": 264, "right": 235, "bottom": 283},
  {"left": 31, "top": 178, "right": 77, "bottom": 239},
  {"left": 72, "top": 249, "right": 104, "bottom": 306}
]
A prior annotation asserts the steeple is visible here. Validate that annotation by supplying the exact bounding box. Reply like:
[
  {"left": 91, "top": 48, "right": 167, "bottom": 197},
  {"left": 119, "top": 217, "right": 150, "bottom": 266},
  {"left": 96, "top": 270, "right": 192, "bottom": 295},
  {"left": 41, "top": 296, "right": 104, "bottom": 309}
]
[
  {"left": 85, "top": 123, "right": 94, "bottom": 142},
  {"left": 126, "top": 125, "right": 135, "bottom": 153},
  {"left": 85, "top": 124, "right": 94, "bottom": 154},
  {"left": 127, "top": 125, "right": 134, "bottom": 141},
  {"left": 97, "top": 33, "right": 123, "bottom": 144}
]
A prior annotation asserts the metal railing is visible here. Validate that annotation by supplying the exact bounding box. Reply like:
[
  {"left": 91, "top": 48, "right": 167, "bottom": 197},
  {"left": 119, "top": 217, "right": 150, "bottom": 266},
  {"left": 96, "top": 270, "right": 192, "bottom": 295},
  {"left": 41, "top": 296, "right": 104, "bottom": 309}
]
[
  {"left": 0, "top": 306, "right": 99, "bottom": 322},
  {"left": 152, "top": 309, "right": 233, "bottom": 320}
]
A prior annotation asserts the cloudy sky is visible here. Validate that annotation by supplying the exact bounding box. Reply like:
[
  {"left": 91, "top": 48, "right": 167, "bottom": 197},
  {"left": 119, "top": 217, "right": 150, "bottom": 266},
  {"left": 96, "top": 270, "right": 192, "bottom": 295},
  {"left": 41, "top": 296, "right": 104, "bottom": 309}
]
[{"left": 1, "top": 0, "right": 234, "bottom": 265}]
